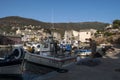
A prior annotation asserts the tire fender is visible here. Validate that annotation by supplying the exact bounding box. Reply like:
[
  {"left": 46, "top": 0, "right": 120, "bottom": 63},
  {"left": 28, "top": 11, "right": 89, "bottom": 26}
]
[{"left": 12, "top": 47, "right": 22, "bottom": 60}]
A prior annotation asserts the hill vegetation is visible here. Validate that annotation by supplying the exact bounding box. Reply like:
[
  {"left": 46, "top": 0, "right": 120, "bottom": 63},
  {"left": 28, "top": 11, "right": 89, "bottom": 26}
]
[
  {"left": 1, "top": 16, "right": 120, "bottom": 45},
  {"left": 0, "top": 16, "right": 109, "bottom": 34}
]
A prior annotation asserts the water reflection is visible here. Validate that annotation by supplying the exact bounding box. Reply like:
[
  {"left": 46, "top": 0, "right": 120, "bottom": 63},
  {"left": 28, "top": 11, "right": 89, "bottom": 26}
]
[
  {"left": 0, "top": 47, "right": 54, "bottom": 80},
  {"left": 0, "top": 74, "right": 23, "bottom": 80},
  {"left": 23, "top": 61, "right": 54, "bottom": 79},
  {"left": 0, "top": 61, "right": 54, "bottom": 80}
]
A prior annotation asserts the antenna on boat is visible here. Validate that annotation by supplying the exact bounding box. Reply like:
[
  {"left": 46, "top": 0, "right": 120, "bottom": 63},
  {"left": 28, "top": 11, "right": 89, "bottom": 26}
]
[
  {"left": 49, "top": 8, "right": 55, "bottom": 41},
  {"left": 51, "top": 9, "right": 57, "bottom": 56},
  {"left": 51, "top": 8, "right": 54, "bottom": 29}
]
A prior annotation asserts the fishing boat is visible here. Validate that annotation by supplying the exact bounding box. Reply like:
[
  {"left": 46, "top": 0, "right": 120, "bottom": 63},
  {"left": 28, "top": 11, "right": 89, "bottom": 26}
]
[
  {"left": 0, "top": 45, "right": 24, "bottom": 74},
  {"left": 76, "top": 49, "right": 91, "bottom": 56},
  {"left": 74, "top": 46, "right": 92, "bottom": 56},
  {"left": 24, "top": 36, "right": 76, "bottom": 70}
]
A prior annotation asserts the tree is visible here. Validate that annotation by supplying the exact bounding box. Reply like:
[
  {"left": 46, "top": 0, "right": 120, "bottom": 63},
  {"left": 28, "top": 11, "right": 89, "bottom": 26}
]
[
  {"left": 104, "top": 32, "right": 113, "bottom": 37},
  {"left": 113, "top": 19, "right": 120, "bottom": 29}
]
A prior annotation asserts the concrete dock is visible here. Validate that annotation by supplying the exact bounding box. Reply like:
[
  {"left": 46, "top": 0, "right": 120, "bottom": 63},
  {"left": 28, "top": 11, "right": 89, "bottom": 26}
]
[{"left": 35, "top": 48, "right": 120, "bottom": 80}]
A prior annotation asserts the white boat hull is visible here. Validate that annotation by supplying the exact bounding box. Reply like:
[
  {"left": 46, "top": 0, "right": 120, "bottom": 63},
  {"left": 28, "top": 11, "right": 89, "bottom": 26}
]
[{"left": 25, "top": 52, "right": 75, "bottom": 69}]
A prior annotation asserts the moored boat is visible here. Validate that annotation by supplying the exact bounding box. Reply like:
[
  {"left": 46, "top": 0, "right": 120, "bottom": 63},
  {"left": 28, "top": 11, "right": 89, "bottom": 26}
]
[
  {"left": 24, "top": 36, "right": 76, "bottom": 69},
  {"left": 74, "top": 46, "right": 92, "bottom": 57}
]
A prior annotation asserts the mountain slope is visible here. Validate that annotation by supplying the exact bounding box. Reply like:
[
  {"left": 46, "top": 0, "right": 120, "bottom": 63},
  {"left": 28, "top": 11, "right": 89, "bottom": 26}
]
[{"left": 0, "top": 16, "right": 109, "bottom": 33}]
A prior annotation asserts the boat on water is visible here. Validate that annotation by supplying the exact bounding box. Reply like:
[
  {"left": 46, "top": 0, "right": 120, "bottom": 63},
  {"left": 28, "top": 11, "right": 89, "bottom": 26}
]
[
  {"left": 76, "top": 49, "right": 91, "bottom": 56},
  {"left": 24, "top": 36, "right": 76, "bottom": 70},
  {"left": 75, "top": 46, "right": 92, "bottom": 57},
  {"left": 0, "top": 45, "right": 24, "bottom": 74}
]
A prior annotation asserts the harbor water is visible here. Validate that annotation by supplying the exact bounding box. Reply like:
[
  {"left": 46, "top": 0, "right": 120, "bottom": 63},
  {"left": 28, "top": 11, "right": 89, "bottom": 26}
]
[{"left": 0, "top": 47, "right": 55, "bottom": 80}]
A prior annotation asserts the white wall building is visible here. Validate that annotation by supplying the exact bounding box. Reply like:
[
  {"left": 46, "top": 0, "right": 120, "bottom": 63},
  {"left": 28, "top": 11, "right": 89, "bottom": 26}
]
[
  {"left": 79, "top": 30, "right": 91, "bottom": 42},
  {"left": 63, "top": 30, "right": 73, "bottom": 44},
  {"left": 73, "top": 30, "right": 79, "bottom": 37},
  {"left": 52, "top": 32, "right": 61, "bottom": 41},
  {"left": 63, "top": 29, "right": 96, "bottom": 43},
  {"left": 79, "top": 29, "right": 97, "bottom": 42}
]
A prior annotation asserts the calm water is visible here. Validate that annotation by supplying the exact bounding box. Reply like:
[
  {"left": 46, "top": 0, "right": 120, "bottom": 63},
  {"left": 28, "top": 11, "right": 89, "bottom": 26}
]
[
  {"left": 0, "top": 48, "right": 55, "bottom": 80},
  {"left": 0, "top": 61, "right": 55, "bottom": 80}
]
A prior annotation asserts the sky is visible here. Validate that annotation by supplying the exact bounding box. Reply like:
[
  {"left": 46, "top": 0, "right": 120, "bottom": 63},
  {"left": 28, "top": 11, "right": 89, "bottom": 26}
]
[{"left": 0, "top": 0, "right": 120, "bottom": 23}]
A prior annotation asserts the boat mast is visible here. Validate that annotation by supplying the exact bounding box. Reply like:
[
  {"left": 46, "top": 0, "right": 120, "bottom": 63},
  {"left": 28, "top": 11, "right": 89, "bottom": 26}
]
[
  {"left": 51, "top": 9, "right": 57, "bottom": 56},
  {"left": 51, "top": 8, "right": 54, "bottom": 30}
]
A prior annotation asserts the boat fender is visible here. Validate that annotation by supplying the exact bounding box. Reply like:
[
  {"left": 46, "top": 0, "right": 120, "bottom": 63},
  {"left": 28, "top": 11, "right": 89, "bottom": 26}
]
[{"left": 12, "top": 47, "right": 22, "bottom": 60}]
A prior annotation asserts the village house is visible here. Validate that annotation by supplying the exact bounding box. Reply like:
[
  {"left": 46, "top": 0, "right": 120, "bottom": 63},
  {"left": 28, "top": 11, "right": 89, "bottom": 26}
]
[
  {"left": 62, "top": 29, "right": 97, "bottom": 44},
  {"left": 16, "top": 28, "right": 62, "bottom": 42},
  {"left": 79, "top": 29, "right": 97, "bottom": 42},
  {"left": 105, "top": 24, "right": 120, "bottom": 34},
  {"left": 16, "top": 27, "right": 97, "bottom": 43},
  {"left": 52, "top": 32, "right": 61, "bottom": 41},
  {"left": 62, "top": 30, "right": 73, "bottom": 44},
  {"left": 16, "top": 28, "right": 45, "bottom": 42}
]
